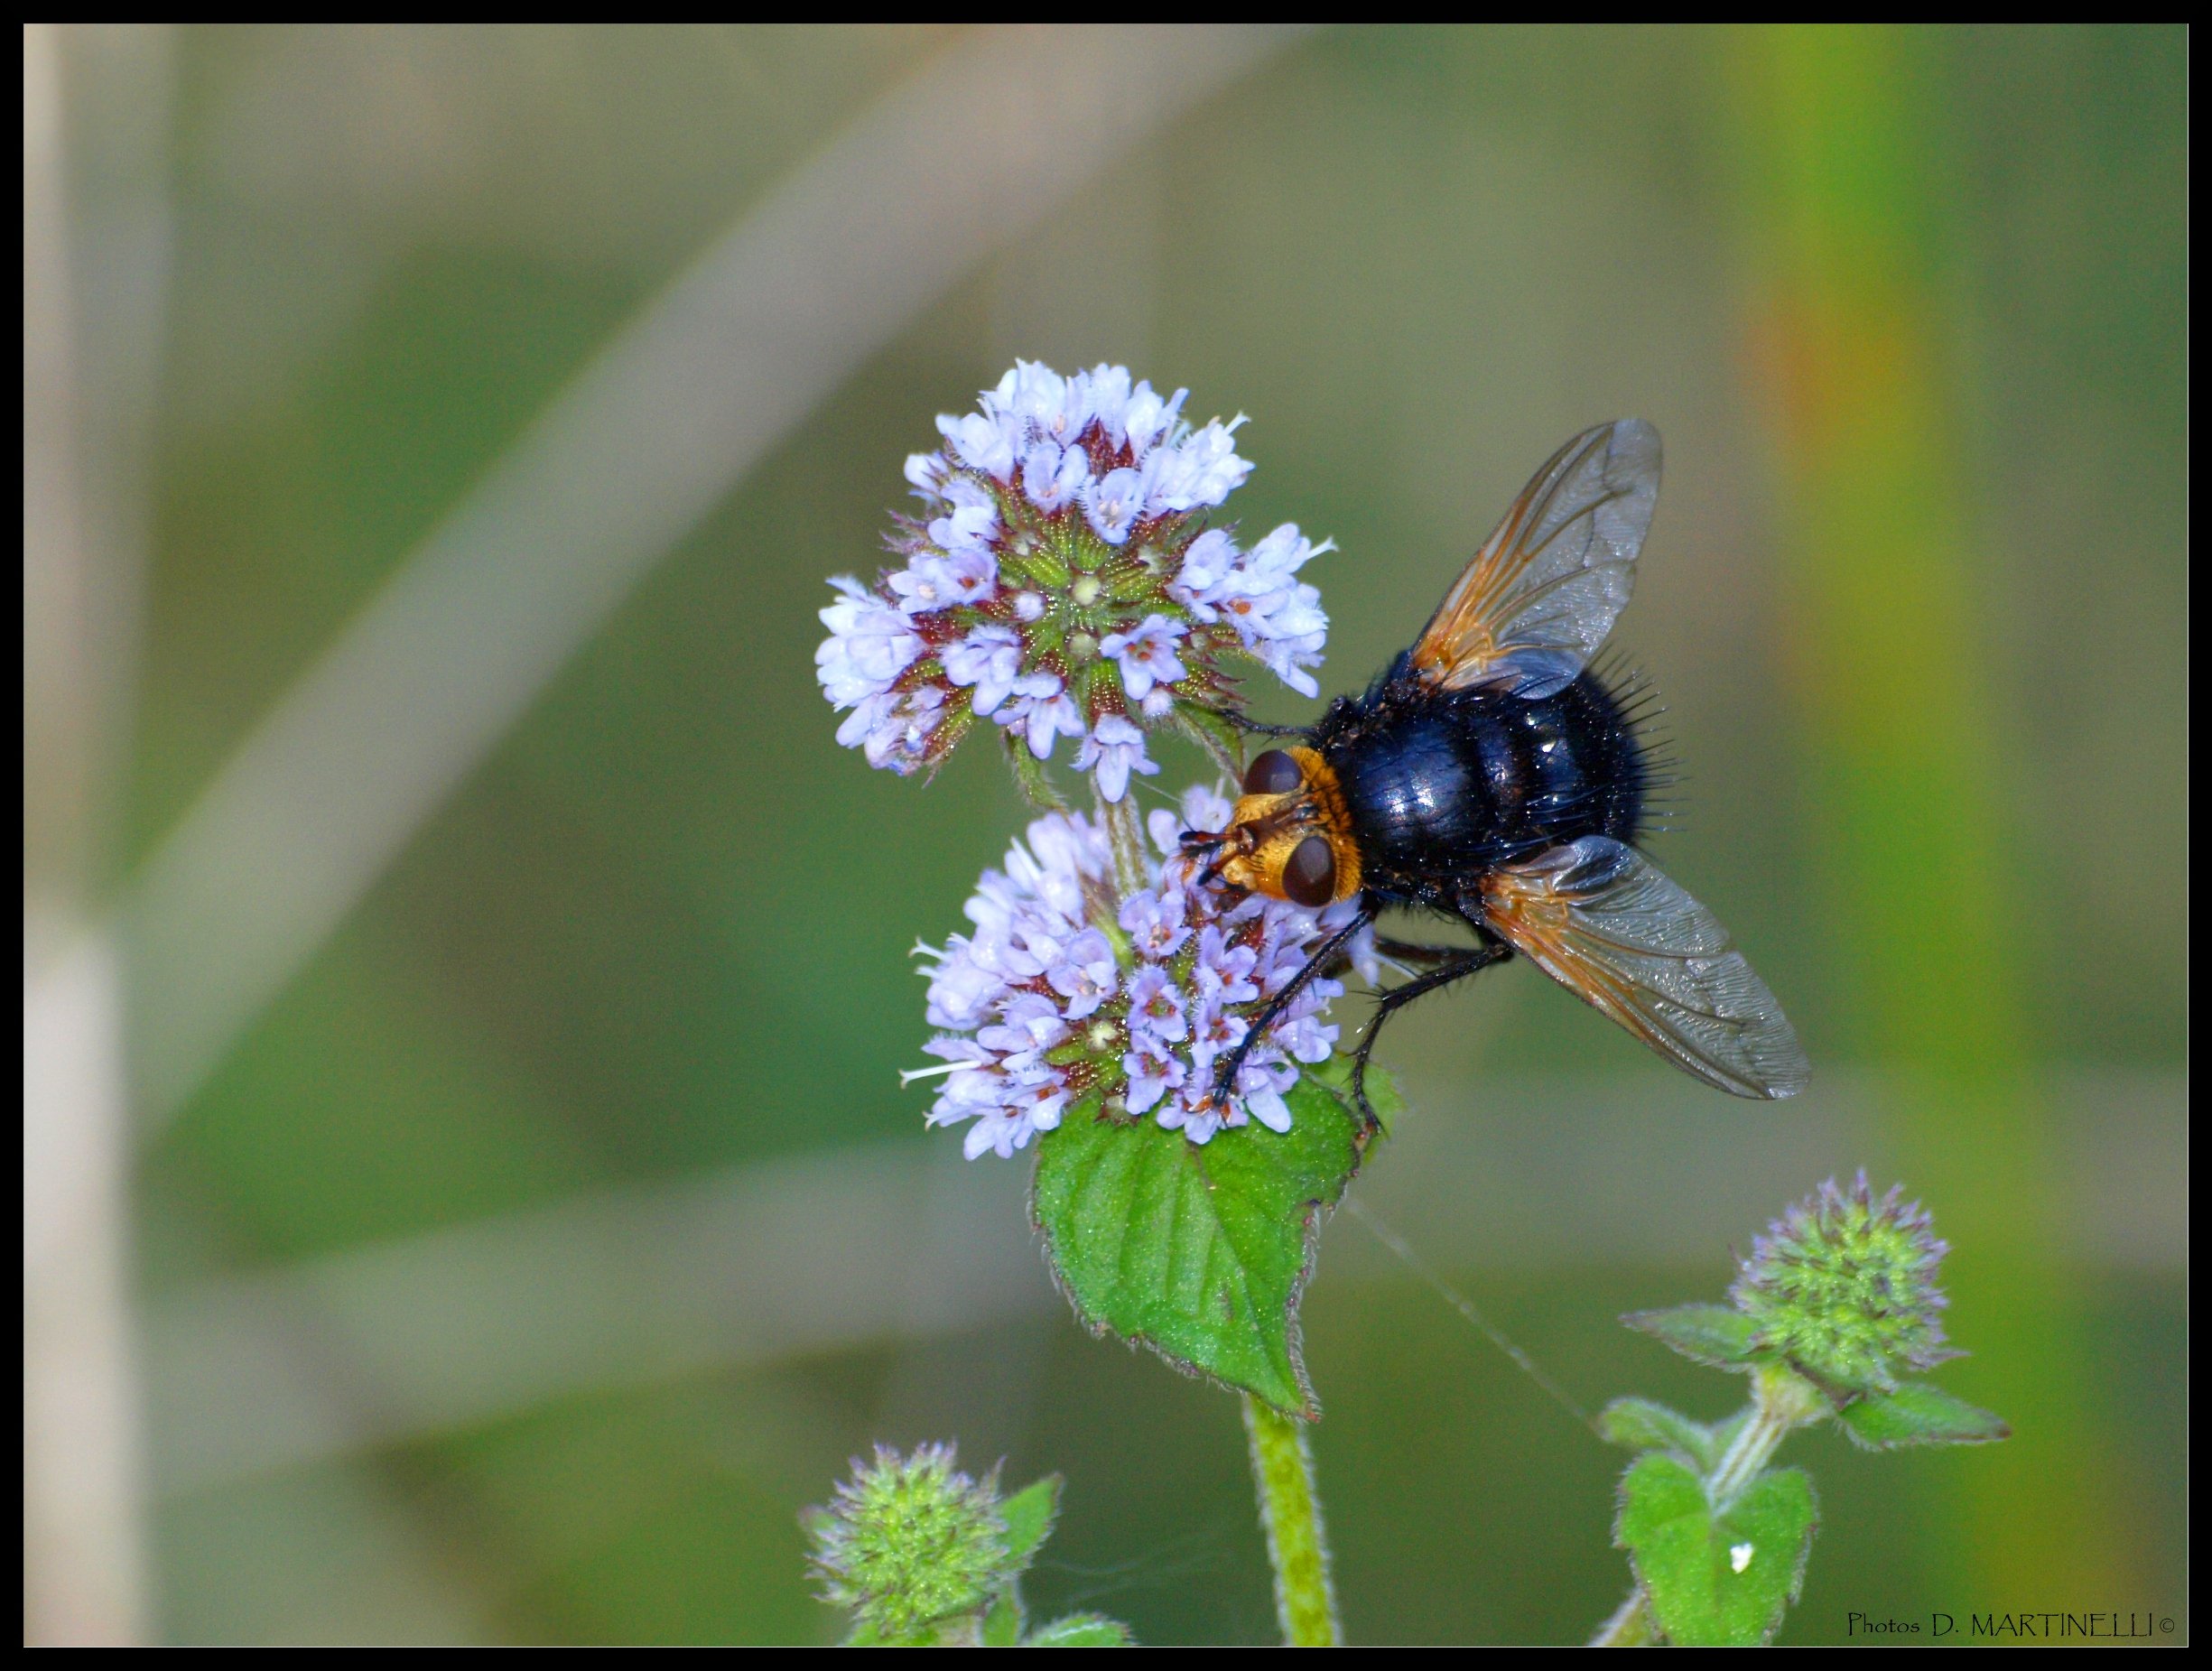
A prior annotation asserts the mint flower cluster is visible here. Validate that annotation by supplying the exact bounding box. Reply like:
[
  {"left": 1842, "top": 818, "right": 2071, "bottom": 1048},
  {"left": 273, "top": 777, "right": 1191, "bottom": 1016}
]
[
  {"left": 816, "top": 361, "right": 1331, "bottom": 793},
  {"left": 914, "top": 785, "right": 1371, "bottom": 1157}
]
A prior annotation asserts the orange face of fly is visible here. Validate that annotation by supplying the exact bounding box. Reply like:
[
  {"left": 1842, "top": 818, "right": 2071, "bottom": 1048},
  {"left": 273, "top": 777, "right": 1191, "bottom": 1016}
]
[{"left": 1193, "top": 746, "right": 1362, "bottom": 907}]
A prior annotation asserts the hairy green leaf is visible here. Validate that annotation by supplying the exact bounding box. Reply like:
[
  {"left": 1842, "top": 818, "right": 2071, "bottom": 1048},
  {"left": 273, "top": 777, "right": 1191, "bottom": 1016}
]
[
  {"left": 1622, "top": 1304, "right": 1761, "bottom": 1368},
  {"left": 998, "top": 1475, "right": 1063, "bottom": 1568},
  {"left": 1031, "top": 1065, "right": 1367, "bottom": 1417},
  {"left": 1599, "top": 1397, "right": 1722, "bottom": 1469},
  {"left": 1615, "top": 1453, "right": 1817, "bottom": 1646},
  {"left": 1025, "top": 1613, "right": 1136, "bottom": 1647},
  {"left": 1838, "top": 1381, "right": 2011, "bottom": 1450}
]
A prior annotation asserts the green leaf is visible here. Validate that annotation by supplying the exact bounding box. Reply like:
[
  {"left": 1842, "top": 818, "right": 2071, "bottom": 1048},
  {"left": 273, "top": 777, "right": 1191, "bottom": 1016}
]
[
  {"left": 1599, "top": 1397, "right": 1722, "bottom": 1469},
  {"left": 979, "top": 1475, "right": 1064, "bottom": 1644},
  {"left": 1615, "top": 1454, "right": 1817, "bottom": 1647},
  {"left": 1024, "top": 1613, "right": 1135, "bottom": 1647},
  {"left": 1622, "top": 1304, "right": 1761, "bottom": 1368},
  {"left": 1838, "top": 1381, "right": 2011, "bottom": 1450},
  {"left": 999, "top": 1476, "right": 1062, "bottom": 1569},
  {"left": 1031, "top": 1065, "right": 1365, "bottom": 1417},
  {"left": 982, "top": 1589, "right": 1023, "bottom": 1648}
]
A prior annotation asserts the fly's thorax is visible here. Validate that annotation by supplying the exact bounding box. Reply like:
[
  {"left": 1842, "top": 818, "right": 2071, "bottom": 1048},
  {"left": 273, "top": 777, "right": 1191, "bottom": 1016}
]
[{"left": 1217, "top": 745, "right": 1362, "bottom": 906}]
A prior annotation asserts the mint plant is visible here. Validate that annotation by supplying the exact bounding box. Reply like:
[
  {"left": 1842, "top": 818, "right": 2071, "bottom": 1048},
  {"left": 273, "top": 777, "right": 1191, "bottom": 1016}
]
[
  {"left": 1592, "top": 1174, "right": 2009, "bottom": 1646},
  {"left": 815, "top": 363, "right": 1374, "bottom": 1642}
]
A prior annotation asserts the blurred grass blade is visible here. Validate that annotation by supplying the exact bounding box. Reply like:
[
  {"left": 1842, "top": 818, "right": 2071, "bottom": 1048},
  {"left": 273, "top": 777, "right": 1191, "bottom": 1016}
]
[
  {"left": 1726, "top": 22, "right": 2121, "bottom": 1607},
  {"left": 25, "top": 21, "right": 178, "bottom": 1646},
  {"left": 122, "top": 24, "right": 1315, "bottom": 1128}
]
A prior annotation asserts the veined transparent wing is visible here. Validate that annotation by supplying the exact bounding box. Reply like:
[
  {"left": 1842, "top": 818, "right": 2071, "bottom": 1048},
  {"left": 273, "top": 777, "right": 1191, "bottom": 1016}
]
[
  {"left": 1410, "top": 419, "right": 1660, "bottom": 698},
  {"left": 1480, "top": 835, "right": 1808, "bottom": 1100}
]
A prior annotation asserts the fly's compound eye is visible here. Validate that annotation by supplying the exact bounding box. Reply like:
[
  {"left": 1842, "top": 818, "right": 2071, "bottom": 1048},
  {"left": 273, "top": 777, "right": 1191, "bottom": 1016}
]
[
  {"left": 1281, "top": 835, "right": 1337, "bottom": 906},
  {"left": 1243, "top": 748, "right": 1303, "bottom": 796}
]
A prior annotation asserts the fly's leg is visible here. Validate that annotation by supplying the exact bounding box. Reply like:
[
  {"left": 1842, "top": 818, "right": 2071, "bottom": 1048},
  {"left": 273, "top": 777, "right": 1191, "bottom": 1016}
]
[
  {"left": 1189, "top": 701, "right": 1309, "bottom": 739},
  {"left": 1371, "top": 937, "right": 1479, "bottom": 969},
  {"left": 1349, "top": 939, "right": 1514, "bottom": 1131},
  {"left": 1208, "top": 911, "right": 1372, "bottom": 1109}
]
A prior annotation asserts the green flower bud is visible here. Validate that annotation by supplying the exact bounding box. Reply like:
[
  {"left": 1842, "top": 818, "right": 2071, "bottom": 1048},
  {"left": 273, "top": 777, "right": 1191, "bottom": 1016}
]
[
  {"left": 804, "top": 1444, "right": 1013, "bottom": 1644},
  {"left": 1729, "top": 1172, "right": 1957, "bottom": 1397}
]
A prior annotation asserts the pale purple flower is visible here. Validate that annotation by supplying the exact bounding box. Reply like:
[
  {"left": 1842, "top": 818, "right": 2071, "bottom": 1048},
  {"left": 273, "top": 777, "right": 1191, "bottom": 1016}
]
[
  {"left": 1021, "top": 442, "right": 1089, "bottom": 512},
  {"left": 1125, "top": 965, "right": 1188, "bottom": 1044},
  {"left": 1123, "top": 1035, "right": 1185, "bottom": 1116},
  {"left": 937, "top": 408, "right": 1018, "bottom": 480},
  {"left": 1082, "top": 468, "right": 1146, "bottom": 546},
  {"left": 1082, "top": 364, "right": 1132, "bottom": 446},
  {"left": 889, "top": 545, "right": 996, "bottom": 610},
  {"left": 1120, "top": 381, "right": 1185, "bottom": 455},
  {"left": 1046, "top": 929, "right": 1119, "bottom": 1021},
  {"left": 1169, "top": 529, "right": 1240, "bottom": 613},
  {"left": 1119, "top": 885, "right": 1191, "bottom": 961},
  {"left": 978, "top": 992, "right": 1071, "bottom": 1072},
  {"left": 859, "top": 685, "right": 946, "bottom": 775},
  {"left": 816, "top": 577, "right": 922, "bottom": 701},
  {"left": 997, "top": 673, "right": 1086, "bottom": 758},
  {"left": 1100, "top": 614, "right": 1187, "bottom": 701},
  {"left": 904, "top": 451, "right": 946, "bottom": 497},
  {"left": 1191, "top": 923, "right": 1260, "bottom": 1011},
  {"left": 942, "top": 624, "right": 1025, "bottom": 715},
  {"left": 1072, "top": 713, "right": 1159, "bottom": 803},
  {"left": 919, "top": 943, "right": 1005, "bottom": 1030},
  {"left": 1143, "top": 418, "right": 1251, "bottom": 514}
]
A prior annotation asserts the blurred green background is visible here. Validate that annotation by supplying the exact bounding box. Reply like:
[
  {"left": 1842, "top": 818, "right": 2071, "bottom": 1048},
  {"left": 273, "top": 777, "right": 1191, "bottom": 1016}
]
[{"left": 24, "top": 24, "right": 2184, "bottom": 1645}]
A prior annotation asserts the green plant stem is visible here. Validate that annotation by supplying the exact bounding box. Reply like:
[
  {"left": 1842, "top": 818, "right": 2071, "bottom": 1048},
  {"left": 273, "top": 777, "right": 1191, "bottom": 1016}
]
[
  {"left": 1591, "top": 1586, "right": 1659, "bottom": 1647},
  {"left": 1095, "top": 783, "right": 1148, "bottom": 900},
  {"left": 1707, "top": 1363, "right": 1826, "bottom": 1510},
  {"left": 1241, "top": 1394, "right": 1340, "bottom": 1647}
]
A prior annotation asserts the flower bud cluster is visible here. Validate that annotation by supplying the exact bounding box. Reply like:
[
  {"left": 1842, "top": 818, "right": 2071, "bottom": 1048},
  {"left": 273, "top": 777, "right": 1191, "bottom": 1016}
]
[
  {"left": 817, "top": 361, "right": 1330, "bottom": 794},
  {"left": 1730, "top": 1171, "right": 1957, "bottom": 1396},
  {"left": 804, "top": 1444, "right": 1012, "bottom": 1645}
]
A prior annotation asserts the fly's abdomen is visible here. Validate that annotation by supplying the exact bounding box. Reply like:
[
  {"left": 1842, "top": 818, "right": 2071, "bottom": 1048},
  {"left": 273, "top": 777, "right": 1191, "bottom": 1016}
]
[
  {"left": 1500, "top": 673, "right": 1646, "bottom": 852},
  {"left": 1325, "top": 671, "right": 1646, "bottom": 896}
]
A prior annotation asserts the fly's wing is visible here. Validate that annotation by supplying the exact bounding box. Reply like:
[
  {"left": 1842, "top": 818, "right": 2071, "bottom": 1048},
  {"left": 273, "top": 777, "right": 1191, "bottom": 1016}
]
[
  {"left": 1410, "top": 419, "right": 1660, "bottom": 698},
  {"left": 1480, "top": 835, "right": 1809, "bottom": 1100}
]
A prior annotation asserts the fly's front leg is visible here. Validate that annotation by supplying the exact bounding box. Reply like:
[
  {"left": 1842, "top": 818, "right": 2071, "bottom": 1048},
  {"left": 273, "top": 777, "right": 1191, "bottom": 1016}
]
[
  {"left": 1209, "top": 911, "right": 1372, "bottom": 1109},
  {"left": 1188, "top": 701, "right": 1309, "bottom": 739}
]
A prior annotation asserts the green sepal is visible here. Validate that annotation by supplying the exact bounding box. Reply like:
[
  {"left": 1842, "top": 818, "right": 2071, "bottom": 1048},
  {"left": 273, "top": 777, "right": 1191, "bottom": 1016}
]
[
  {"left": 1622, "top": 1304, "right": 1761, "bottom": 1369},
  {"left": 1614, "top": 1453, "right": 1817, "bottom": 1647},
  {"left": 1599, "top": 1397, "right": 1722, "bottom": 1470},
  {"left": 1031, "top": 1063, "right": 1367, "bottom": 1418},
  {"left": 1003, "top": 729, "right": 1068, "bottom": 812},
  {"left": 1024, "top": 1613, "right": 1135, "bottom": 1646},
  {"left": 1836, "top": 1381, "right": 2011, "bottom": 1450}
]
